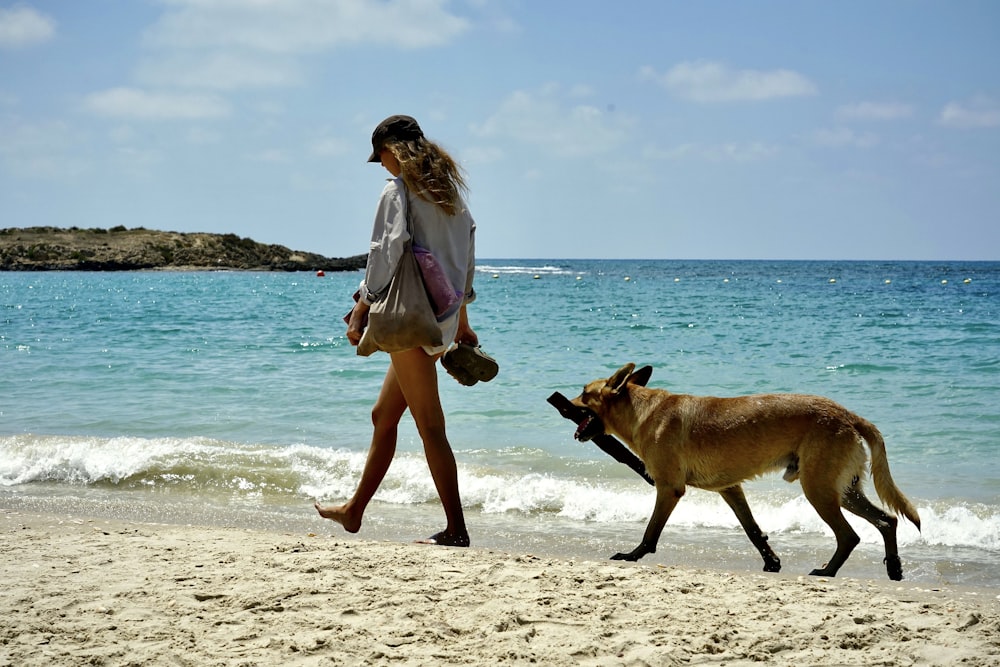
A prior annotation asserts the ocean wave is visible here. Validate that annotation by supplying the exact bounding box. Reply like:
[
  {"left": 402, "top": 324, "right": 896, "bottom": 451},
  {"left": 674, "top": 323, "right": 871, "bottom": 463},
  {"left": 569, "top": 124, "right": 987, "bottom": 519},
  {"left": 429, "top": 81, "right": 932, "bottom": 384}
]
[
  {"left": 477, "top": 264, "right": 578, "bottom": 276},
  {"left": 3, "top": 434, "right": 997, "bottom": 557},
  {"left": 824, "top": 363, "right": 901, "bottom": 373}
]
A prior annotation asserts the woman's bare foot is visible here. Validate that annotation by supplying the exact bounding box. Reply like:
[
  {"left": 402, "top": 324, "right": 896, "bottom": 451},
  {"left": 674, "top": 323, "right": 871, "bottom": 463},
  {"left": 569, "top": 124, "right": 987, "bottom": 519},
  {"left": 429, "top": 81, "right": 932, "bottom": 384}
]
[
  {"left": 313, "top": 501, "right": 362, "bottom": 533},
  {"left": 415, "top": 530, "right": 470, "bottom": 547}
]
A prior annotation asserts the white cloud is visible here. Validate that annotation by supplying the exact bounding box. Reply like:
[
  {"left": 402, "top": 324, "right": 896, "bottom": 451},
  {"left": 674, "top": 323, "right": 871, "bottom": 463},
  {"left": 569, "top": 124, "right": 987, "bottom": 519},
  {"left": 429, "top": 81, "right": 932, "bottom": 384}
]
[
  {"left": 0, "top": 5, "right": 54, "bottom": 49},
  {"left": 136, "top": 52, "right": 303, "bottom": 90},
  {"left": 472, "top": 85, "right": 634, "bottom": 158},
  {"left": 836, "top": 101, "right": 913, "bottom": 121},
  {"left": 461, "top": 145, "right": 505, "bottom": 165},
  {"left": 309, "top": 136, "right": 349, "bottom": 157},
  {"left": 0, "top": 117, "right": 86, "bottom": 180},
  {"left": 248, "top": 148, "right": 289, "bottom": 163},
  {"left": 186, "top": 126, "right": 223, "bottom": 145},
  {"left": 939, "top": 97, "right": 1000, "bottom": 128},
  {"left": 144, "top": 0, "right": 469, "bottom": 53},
  {"left": 813, "top": 127, "right": 879, "bottom": 148},
  {"left": 467, "top": 0, "right": 520, "bottom": 35},
  {"left": 112, "top": 145, "right": 163, "bottom": 174},
  {"left": 132, "top": 1, "right": 469, "bottom": 93},
  {"left": 254, "top": 100, "right": 287, "bottom": 116},
  {"left": 108, "top": 125, "right": 137, "bottom": 144},
  {"left": 641, "top": 61, "right": 817, "bottom": 102},
  {"left": 84, "top": 87, "right": 231, "bottom": 120},
  {"left": 645, "top": 141, "right": 779, "bottom": 162}
]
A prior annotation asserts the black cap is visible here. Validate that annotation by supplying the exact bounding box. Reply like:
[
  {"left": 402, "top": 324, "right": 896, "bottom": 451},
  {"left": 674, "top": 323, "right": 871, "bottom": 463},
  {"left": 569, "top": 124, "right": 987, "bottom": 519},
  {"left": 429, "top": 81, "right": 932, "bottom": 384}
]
[{"left": 367, "top": 115, "right": 424, "bottom": 162}]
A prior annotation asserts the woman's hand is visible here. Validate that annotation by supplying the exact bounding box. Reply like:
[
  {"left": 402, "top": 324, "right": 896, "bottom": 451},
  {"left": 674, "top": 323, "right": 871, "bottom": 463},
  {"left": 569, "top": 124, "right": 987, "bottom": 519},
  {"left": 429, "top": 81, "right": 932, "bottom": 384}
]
[
  {"left": 346, "top": 302, "right": 370, "bottom": 346},
  {"left": 453, "top": 305, "right": 479, "bottom": 347}
]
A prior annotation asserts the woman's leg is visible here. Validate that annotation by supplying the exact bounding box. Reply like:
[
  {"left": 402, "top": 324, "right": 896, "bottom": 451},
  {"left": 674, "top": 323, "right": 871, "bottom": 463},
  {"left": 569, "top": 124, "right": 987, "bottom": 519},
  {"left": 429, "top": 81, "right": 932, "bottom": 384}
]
[
  {"left": 390, "top": 347, "right": 469, "bottom": 546},
  {"left": 314, "top": 363, "right": 408, "bottom": 532}
]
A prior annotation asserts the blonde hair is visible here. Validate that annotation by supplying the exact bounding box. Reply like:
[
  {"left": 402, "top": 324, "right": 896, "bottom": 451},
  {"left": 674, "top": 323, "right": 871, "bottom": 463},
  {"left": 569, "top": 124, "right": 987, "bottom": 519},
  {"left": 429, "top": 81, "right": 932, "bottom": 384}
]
[{"left": 385, "top": 138, "right": 468, "bottom": 216}]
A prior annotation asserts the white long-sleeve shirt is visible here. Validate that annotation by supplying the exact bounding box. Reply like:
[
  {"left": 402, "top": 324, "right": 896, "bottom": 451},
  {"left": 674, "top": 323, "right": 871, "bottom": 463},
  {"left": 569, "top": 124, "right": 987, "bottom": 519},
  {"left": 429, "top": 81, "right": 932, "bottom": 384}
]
[{"left": 359, "top": 177, "right": 476, "bottom": 308}]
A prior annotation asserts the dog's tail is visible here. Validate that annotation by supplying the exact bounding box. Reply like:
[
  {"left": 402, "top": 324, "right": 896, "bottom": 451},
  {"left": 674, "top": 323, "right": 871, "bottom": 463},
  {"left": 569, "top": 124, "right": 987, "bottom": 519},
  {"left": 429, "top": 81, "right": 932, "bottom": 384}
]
[{"left": 855, "top": 418, "right": 921, "bottom": 531}]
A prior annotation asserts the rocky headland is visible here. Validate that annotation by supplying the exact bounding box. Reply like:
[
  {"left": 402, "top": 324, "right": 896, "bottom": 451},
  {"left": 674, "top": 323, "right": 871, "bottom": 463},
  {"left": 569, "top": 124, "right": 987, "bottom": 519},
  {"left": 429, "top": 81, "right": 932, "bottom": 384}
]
[{"left": 0, "top": 226, "right": 367, "bottom": 272}]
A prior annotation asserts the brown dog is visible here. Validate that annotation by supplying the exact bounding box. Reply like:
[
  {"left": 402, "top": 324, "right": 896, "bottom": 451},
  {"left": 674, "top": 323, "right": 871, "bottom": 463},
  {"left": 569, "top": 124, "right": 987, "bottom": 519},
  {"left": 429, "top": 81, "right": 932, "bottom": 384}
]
[{"left": 570, "top": 363, "right": 921, "bottom": 580}]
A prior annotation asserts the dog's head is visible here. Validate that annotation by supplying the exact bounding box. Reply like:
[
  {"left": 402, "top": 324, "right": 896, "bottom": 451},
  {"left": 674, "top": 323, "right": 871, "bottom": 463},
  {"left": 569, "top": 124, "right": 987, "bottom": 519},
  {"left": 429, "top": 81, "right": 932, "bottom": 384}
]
[{"left": 569, "top": 363, "right": 652, "bottom": 441}]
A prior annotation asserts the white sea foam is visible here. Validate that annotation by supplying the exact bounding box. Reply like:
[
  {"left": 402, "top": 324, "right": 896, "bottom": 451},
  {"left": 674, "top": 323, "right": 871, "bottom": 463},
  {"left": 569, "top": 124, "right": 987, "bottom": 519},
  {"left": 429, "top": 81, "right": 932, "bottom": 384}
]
[
  {"left": 8, "top": 435, "right": 988, "bottom": 551},
  {"left": 477, "top": 264, "right": 578, "bottom": 276}
]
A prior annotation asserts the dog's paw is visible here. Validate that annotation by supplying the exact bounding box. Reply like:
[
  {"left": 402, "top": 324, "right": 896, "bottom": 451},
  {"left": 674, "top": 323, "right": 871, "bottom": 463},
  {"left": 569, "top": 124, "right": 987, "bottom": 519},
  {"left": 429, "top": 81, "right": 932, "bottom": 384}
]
[{"left": 884, "top": 555, "right": 903, "bottom": 581}]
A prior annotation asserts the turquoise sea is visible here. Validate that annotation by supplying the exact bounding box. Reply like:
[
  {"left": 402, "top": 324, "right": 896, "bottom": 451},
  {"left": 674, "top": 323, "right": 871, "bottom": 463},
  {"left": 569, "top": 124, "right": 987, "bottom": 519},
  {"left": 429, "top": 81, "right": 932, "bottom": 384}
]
[{"left": 2, "top": 260, "right": 998, "bottom": 587}]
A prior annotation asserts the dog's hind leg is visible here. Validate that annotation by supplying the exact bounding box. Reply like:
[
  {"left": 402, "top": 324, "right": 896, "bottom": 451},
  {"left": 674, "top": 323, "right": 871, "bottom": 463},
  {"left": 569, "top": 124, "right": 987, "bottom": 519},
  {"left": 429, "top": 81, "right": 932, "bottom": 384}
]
[
  {"left": 719, "top": 485, "right": 781, "bottom": 573},
  {"left": 611, "top": 482, "right": 684, "bottom": 562},
  {"left": 801, "top": 479, "right": 860, "bottom": 577},
  {"left": 841, "top": 481, "right": 904, "bottom": 580}
]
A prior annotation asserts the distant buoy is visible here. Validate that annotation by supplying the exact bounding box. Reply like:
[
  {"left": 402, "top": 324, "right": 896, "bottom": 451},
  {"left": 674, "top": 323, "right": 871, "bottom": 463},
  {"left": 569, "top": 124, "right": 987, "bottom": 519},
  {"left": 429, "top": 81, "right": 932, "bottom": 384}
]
[
  {"left": 829, "top": 278, "right": 836, "bottom": 284},
  {"left": 624, "top": 276, "right": 631, "bottom": 282},
  {"left": 576, "top": 276, "right": 582, "bottom": 281},
  {"left": 884, "top": 279, "right": 891, "bottom": 284},
  {"left": 316, "top": 270, "right": 325, "bottom": 277},
  {"left": 963, "top": 278, "right": 972, "bottom": 284},
  {"left": 674, "top": 278, "right": 680, "bottom": 283},
  {"left": 723, "top": 278, "right": 729, "bottom": 283},
  {"left": 941, "top": 280, "right": 948, "bottom": 285},
  {"left": 492, "top": 273, "right": 499, "bottom": 279},
  {"left": 533, "top": 274, "right": 540, "bottom": 280}
]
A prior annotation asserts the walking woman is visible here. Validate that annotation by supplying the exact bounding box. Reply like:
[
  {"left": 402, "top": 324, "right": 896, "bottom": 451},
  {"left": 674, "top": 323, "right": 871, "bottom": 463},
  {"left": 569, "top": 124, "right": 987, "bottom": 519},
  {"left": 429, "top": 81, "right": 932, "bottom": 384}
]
[{"left": 315, "top": 115, "right": 478, "bottom": 547}]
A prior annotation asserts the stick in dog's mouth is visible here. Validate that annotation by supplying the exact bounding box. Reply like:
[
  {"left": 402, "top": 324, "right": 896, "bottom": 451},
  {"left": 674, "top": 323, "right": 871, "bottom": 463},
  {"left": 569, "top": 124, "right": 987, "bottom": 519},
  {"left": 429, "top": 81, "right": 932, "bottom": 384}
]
[
  {"left": 574, "top": 413, "right": 604, "bottom": 442},
  {"left": 548, "top": 390, "right": 655, "bottom": 486},
  {"left": 547, "top": 391, "right": 604, "bottom": 442}
]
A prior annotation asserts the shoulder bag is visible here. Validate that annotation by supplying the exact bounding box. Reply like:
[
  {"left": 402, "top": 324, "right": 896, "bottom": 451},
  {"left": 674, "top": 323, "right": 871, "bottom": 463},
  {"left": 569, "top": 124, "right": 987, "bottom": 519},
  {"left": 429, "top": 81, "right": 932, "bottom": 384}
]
[{"left": 356, "top": 187, "right": 443, "bottom": 357}]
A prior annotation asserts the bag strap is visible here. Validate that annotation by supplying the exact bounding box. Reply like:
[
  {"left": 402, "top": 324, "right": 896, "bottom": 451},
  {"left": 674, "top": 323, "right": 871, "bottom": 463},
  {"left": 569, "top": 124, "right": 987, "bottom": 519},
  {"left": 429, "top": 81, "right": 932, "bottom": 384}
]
[{"left": 400, "top": 180, "right": 415, "bottom": 242}]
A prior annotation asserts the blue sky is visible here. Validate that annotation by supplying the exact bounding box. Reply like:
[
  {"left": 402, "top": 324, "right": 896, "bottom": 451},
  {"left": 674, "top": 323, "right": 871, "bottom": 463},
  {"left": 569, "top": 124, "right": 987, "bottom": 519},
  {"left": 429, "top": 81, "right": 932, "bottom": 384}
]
[{"left": 1, "top": 1, "right": 998, "bottom": 260}]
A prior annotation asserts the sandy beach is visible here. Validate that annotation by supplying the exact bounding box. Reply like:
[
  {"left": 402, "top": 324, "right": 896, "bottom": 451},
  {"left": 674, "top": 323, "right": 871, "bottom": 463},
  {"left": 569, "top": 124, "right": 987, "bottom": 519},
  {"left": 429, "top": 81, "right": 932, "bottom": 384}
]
[{"left": 2, "top": 509, "right": 997, "bottom": 666}]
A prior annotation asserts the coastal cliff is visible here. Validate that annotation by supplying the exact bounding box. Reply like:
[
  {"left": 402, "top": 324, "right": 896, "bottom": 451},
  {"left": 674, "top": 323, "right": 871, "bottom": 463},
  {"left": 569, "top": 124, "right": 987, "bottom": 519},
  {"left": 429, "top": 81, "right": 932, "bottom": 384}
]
[{"left": 0, "top": 227, "right": 366, "bottom": 272}]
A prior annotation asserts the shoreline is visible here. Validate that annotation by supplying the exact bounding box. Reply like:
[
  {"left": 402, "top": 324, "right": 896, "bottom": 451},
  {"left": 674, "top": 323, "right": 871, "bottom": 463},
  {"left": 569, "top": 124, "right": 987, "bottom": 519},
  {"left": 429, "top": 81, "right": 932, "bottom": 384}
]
[
  {"left": 3, "top": 484, "right": 996, "bottom": 589},
  {"left": 3, "top": 507, "right": 998, "bottom": 666},
  {"left": 0, "top": 483, "right": 1000, "bottom": 588}
]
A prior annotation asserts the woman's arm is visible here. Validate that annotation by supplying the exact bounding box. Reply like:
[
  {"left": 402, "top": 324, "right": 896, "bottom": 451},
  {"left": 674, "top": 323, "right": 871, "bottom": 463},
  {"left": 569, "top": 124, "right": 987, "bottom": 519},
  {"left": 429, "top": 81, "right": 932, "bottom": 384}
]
[
  {"left": 359, "top": 181, "right": 408, "bottom": 305},
  {"left": 453, "top": 304, "right": 478, "bottom": 347}
]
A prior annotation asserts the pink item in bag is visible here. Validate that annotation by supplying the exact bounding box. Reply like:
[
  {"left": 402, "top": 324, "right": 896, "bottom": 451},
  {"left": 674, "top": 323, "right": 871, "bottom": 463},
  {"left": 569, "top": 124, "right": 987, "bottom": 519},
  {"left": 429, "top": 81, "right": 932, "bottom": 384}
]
[{"left": 413, "top": 244, "right": 463, "bottom": 321}]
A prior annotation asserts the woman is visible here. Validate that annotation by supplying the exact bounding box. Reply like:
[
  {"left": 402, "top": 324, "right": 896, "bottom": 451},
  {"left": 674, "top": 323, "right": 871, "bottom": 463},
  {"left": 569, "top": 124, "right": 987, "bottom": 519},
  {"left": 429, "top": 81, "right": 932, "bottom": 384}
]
[{"left": 315, "top": 115, "right": 478, "bottom": 547}]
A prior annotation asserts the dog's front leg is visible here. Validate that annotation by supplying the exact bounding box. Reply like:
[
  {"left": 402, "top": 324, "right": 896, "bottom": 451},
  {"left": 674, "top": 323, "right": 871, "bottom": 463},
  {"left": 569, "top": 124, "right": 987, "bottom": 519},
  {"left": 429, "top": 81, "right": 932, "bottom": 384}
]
[
  {"left": 612, "top": 483, "right": 684, "bottom": 561},
  {"left": 719, "top": 485, "right": 781, "bottom": 573}
]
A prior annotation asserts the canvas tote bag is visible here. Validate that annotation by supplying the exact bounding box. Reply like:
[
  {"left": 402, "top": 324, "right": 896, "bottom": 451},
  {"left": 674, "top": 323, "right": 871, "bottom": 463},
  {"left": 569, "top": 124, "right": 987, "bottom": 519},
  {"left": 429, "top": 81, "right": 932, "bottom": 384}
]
[{"left": 356, "top": 188, "right": 443, "bottom": 357}]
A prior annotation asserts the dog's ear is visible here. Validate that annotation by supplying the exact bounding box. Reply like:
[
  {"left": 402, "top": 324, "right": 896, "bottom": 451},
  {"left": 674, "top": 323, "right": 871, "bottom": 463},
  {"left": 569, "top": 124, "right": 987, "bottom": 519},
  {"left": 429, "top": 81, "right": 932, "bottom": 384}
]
[
  {"left": 629, "top": 365, "right": 653, "bottom": 387},
  {"left": 607, "top": 363, "right": 636, "bottom": 394}
]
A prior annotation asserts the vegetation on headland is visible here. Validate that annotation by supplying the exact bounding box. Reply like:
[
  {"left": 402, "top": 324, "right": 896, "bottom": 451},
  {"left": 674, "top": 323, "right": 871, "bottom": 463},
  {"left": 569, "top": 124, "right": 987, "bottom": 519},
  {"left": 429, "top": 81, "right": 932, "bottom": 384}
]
[{"left": 0, "top": 226, "right": 367, "bottom": 272}]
